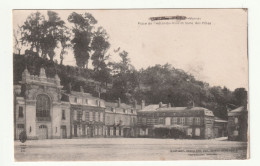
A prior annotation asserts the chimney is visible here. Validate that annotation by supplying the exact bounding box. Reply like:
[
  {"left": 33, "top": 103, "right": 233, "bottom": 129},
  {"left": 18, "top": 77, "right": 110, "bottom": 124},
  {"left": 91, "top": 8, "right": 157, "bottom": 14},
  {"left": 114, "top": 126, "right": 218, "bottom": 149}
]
[
  {"left": 118, "top": 98, "right": 121, "bottom": 107},
  {"left": 141, "top": 100, "right": 145, "bottom": 109},
  {"left": 167, "top": 103, "right": 171, "bottom": 108},
  {"left": 159, "top": 102, "right": 163, "bottom": 108},
  {"left": 134, "top": 100, "right": 137, "bottom": 109}
]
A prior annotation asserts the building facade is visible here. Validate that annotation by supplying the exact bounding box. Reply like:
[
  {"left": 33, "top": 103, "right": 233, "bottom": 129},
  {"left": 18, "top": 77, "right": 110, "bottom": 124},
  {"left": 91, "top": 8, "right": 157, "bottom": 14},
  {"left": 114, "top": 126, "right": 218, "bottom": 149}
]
[
  {"left": 14, "top": 68, "right": 71, "bottom": 140},
  {"left": 227, "top": 106, "right": 248, "bottom": 141},
  {"left": 137, "top": 102, "right": 215, "bottom": 139},
  {"left": 14, "top": 68, "right": 226, "bottom": 140},
  {"left": 213, "top": 117, "right": 228, "bottom": 138},
  {"left": 105, "top": 99, "right": 138, "bottom": 137},
  {"left": 68, "top": 89, "right": 106, "bottom": 138}
]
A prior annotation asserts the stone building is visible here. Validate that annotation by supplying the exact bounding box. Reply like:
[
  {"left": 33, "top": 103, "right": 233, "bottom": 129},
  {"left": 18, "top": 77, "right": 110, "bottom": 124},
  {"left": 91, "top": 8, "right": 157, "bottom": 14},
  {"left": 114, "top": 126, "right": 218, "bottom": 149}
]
[
  {"left": 67, "top": 88, "right": 106, "bottom": 138},
  {"left": 14, "top": 68, "right": 71, "bottom": 140},
  {"left": 227, "top": 106, "right": 248, "bottom": 141},
  {"left": 137, "top": 101, "right": 215, "bottom": 139},
  {"left": 104, "top": 99, "right": 138, "bottom": 137}
]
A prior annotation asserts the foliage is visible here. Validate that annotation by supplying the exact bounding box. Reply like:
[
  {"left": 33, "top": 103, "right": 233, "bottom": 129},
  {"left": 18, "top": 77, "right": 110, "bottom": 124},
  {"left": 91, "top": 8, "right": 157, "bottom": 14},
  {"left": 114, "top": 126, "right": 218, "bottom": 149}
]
[
  {"left": 68, "top": 12, "right": 97, "bottom": 68},
  {"left": 20, "top": 11, "right": 70, "bottom": 62}
]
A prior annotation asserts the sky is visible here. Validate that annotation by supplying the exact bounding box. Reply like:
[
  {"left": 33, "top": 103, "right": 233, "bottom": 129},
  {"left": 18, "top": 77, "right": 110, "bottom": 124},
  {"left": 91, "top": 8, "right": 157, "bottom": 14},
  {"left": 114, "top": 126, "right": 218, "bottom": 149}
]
[{"left": 13, "top": 9, "right": 248, "bottom": 90}]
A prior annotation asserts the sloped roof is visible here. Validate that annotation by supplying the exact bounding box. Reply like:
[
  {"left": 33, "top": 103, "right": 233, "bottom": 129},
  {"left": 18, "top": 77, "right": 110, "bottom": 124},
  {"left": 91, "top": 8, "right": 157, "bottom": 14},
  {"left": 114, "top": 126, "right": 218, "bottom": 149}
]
[
  {"left": 105, "top": 102, "right": 133, "bottom": 109},
  {"left": 228, "top": 106, "right": 247, "bottom": 116},
  {"left": 140, "top": 104, "right": 167, "bottom": 112},
  {"left": 139, "top": 105, "right": 214, "bottom": 116},
  {"left": 214, "top": 117, "right": 228, "bottom": 123}
]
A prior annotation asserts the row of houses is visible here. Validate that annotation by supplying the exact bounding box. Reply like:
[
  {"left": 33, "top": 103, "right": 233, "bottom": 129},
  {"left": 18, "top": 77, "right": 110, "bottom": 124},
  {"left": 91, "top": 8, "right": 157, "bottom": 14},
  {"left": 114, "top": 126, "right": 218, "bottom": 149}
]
[{"left": 13, "top": 68, "right": 247, "bottom": 141}]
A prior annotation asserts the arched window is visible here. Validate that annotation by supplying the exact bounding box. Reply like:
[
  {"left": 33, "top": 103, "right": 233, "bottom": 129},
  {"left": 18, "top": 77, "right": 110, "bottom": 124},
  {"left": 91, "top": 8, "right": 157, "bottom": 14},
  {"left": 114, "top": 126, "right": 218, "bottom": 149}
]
[{"left": 36, "top": 94, "right": 50, "bottom": 117}]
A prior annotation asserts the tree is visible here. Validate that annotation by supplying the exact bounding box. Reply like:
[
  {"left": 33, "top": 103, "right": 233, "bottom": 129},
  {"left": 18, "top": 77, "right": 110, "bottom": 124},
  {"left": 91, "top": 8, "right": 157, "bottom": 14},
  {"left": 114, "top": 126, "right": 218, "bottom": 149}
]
[
  {"left": 20, "top": 11, "right": 70, "bottom": 61},
  {"left": 90, "top": 27, "right": 111, "bottom": 84},
  {"left": 21, "top": 11, "right": 45, "bottom": 56},
  {"left": 58, "top": 26, "right": 71, "bottom": 65},
  {"left": 108, "top": 50, "right": 137, "bottom": 102},
  {"left": 41, "top": 11, "right": 68, "bottom": 61},
  {"left": 68, "top": 12, "right": 97, "bottom": 68},
  {"left": 233, "top": 88, "right": 247, "bottom": 106},
  {"left": 13, "top": 26, "right": 23, "bottom": 55}
]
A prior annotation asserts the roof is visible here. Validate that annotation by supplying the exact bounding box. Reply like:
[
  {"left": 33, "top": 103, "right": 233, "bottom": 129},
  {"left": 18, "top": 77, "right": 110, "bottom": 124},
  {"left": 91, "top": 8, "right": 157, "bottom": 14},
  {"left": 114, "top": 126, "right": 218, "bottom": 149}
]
[
  {"left": 105, "top": 102, "right": 133, "bottom": 109},
  {"left": 214, "top": 117, "right": 228, "bottom": 123},
  {"left": 228, "top": 106, "right": 247, "bottom": 116},
  {"left": 140, "top": 104, "right": 167, "bottom": 112},
  {"left": 139, "top": 105, "right": 214, "bottom": 116}
]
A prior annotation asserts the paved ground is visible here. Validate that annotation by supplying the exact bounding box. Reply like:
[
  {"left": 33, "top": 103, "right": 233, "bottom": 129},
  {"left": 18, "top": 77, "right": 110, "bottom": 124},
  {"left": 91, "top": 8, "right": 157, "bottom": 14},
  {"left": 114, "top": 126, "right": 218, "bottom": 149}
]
[{"left": 14, "top": 137, "right": 248, "bottom": 161}]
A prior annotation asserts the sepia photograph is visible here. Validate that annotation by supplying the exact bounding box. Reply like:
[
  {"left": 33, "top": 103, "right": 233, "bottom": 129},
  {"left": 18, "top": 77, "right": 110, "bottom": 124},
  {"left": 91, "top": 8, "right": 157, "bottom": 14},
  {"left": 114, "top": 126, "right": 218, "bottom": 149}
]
[{"left": 12, "top": 9, "right": 248, "bottom": 161}]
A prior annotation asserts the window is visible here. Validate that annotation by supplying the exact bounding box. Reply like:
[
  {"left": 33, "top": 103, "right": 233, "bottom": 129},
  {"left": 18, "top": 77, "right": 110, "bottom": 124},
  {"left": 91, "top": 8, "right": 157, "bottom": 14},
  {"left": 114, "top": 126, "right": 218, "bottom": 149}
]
[
  {"left": 234, "top": 117, "right": 238, "bottom": 124},
  {"left": 195, "top": 117, "right": 201, "bottom": 125},
  {"left": 74, "top": 97, "right": 77, "bottom": 103},
  {"left": 73, "top": 110, "right": 77, "bottom": 120},
  {"left": 142, "top": 118, "right": 147, "bottom": 124},
  {"left": 131, "top": 109, "right": 134, "bottom": 114},
  {"left": 171, "top": 117, "right": 178, "bottom": 124},
  {"left": 158, "top": 118, "right": 164, "bottom": 124},
  {"left": 36, "top": 94, "right": 50, "bottom": 118},
  {"left": 18, "top": 106, "right": 23, "bottom": 118},
  {"left": 95, "top": 112, "right": 99, "bottom": 122},
  {"left": 62, "top": 110, "right": 66, "bottom": 120},
  {"left": 17, "top": 124, "right": 24, "bottom": 128},
  {"left": 89, "top": 112, "right": 93, "bottom": 121},
  {"left": 111, "top": 107, "right": 114, "bottom": 112},
  {"left": 96, "top": 100, "right": 99, "bottom": 106},
  {"left": 77, "top": 111, "right": 81, "bottom": 121},
  {"left": 93, "top": 112, "right": 96, "bottom": 121},
  {"left": 123, "top": 109, "right": 126, "bottom": 113},
  {"left": 187, "top": 117, "right": 193, "bottom": 125},
  {"left": 85, "top": 99, "right": 88, "bottom": 104},
  {"left": 82, "top": 111, "right": 85, "bottom": 121},
  {"left": 180, "top": 117, "right": 185, "bottom": 125},
  {"left": 85, "top": 112, "right": 89, "bottom": 122},
  {"left": 100, "top": 112, "right": 103, "bottom": 122}
]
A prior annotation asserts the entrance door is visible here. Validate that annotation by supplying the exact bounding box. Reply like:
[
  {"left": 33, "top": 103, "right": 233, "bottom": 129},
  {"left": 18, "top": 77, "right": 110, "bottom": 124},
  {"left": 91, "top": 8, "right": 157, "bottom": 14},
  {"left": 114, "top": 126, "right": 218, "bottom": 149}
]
[
  {"left": 39, "top": 125, "right": 48, "bottom": 139},
  {"left": 16, "top": 124, "right": 25, "bottom": 140},
  {"left": 90, "top": 127, "right": 94, "bottom": 137},
  {"left": 61, "top": 126, "right": 67, "bottom": 138},
  {"left": 74, "top": 125, "right": 77, "bottom": 137}
]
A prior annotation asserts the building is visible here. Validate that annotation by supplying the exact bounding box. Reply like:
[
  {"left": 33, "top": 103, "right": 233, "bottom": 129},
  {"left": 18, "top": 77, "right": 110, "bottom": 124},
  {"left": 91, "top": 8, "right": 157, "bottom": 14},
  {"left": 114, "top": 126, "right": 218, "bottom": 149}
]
[
  {"left": 104, "top": 99, "right": 138, "bottom": 137},
  {"left": 14, "top": 68, "right": 228, "bottom": 141},
  {"left": 137, "top": 101, "right": 215, "bottom": 139},
  {"left": 213, "top": 117, "right": 228, "bottom": 138},
  {"left": 67, "top": 87, "right": 106, "bottom": 138},
  {"left": 227, "top": 106, "right": 248, "bottom": 141},
  {"left": 14, "top": 68, "right": 71, "bottom": 140}
]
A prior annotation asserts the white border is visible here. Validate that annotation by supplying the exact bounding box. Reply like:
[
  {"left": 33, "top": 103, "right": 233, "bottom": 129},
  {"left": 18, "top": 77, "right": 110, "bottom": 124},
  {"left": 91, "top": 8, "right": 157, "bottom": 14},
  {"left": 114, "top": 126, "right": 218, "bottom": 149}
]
[{"left": 1, "top": 0, "right": 260, "bottom": 166}]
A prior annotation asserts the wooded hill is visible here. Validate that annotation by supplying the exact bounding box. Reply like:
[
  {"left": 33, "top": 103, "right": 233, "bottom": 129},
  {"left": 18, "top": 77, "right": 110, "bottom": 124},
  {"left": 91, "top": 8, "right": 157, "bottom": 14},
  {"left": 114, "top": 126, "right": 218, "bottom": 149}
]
[{"left": 13, "top": 53, "right": 247, "bottom": 119}]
